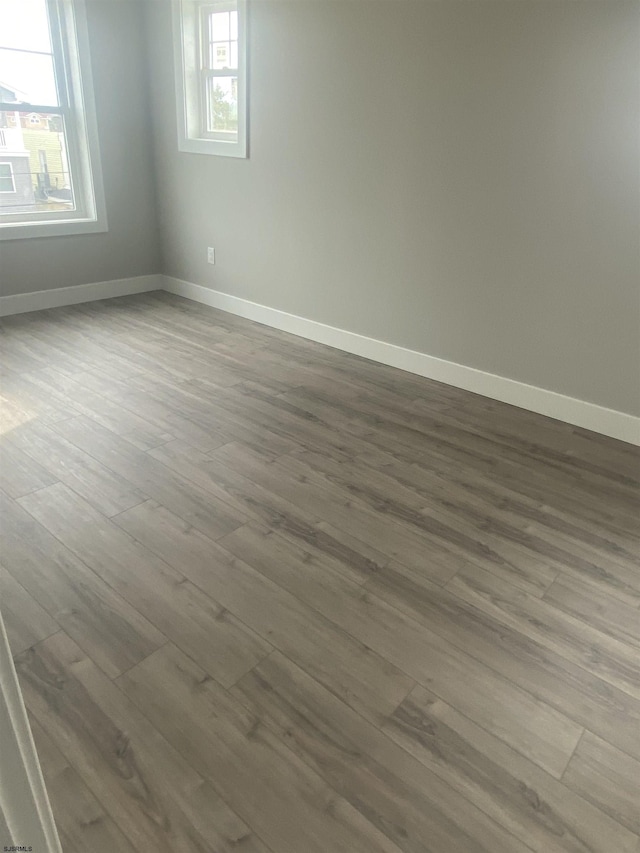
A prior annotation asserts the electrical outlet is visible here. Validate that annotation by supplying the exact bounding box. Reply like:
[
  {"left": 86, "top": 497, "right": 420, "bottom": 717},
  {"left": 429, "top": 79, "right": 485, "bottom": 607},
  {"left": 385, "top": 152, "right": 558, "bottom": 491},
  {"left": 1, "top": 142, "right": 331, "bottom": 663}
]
[{"left": 207, "top": 247, "right": 215, "bottom": 264}]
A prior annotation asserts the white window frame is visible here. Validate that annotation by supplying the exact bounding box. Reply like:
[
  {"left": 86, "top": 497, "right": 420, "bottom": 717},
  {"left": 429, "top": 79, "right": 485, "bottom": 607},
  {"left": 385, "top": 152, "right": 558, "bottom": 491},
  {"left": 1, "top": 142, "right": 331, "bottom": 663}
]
[
  {"left": 0, "top": 162, "right": 16, "bottom": 193},
  {"left": 173, "top": 0, "right": 248, "bottom": 158},
  {"left": 0, "top": 0, "right": 107, "bottom": 241}
]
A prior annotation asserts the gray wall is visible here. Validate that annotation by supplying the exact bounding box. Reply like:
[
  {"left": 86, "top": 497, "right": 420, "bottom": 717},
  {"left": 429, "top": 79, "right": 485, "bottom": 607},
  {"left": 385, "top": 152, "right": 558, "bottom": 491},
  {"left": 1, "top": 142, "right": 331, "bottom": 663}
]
[
  {"left": 0, "top": 0, "right": 160, "bottom": 296},
  {"left": 146, "top": 0, "right": 640, "bottom": 417}
]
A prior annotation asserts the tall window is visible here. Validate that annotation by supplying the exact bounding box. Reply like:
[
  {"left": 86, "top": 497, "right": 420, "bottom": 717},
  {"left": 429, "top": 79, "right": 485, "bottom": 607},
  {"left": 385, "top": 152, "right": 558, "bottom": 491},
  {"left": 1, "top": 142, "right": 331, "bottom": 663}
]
[
  {"left": 0, "top": 0, "right": 106, "bottom": 239},
  {"left": 173, "top": 0, "right": 247, "bottom": 158}
]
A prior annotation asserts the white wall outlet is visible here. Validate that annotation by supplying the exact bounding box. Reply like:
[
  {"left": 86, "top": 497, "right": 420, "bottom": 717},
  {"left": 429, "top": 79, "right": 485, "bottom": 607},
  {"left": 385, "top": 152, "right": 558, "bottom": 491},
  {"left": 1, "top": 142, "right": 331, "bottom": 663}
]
[{"left": 207, "top": 247, "right": 215, "bottom": 264}]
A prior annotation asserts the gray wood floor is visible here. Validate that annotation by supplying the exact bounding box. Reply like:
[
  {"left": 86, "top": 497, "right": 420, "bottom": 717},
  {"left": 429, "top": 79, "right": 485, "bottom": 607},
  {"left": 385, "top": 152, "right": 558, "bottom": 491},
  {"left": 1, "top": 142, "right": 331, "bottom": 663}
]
[{"left": 1, "top": 291, "right": 639, "bottom": 853}]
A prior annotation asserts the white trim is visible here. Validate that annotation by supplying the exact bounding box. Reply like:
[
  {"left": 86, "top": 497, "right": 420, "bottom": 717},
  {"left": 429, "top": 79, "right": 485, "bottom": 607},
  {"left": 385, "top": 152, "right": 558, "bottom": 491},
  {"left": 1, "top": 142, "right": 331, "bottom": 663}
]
[
  {"left": 162, "top": 275, "right": 640, "bottom": 446},
  {"left": 67, "top": 0, "right": 107, "bottom": 230},
  {"left": 173, "top": 0, "right": 248, "bottom": 159},
  {"left": 0, "top": 162, "right": 16, "bottom": 193},
  {"left": 0, "top": 614, "right": 63, "bottom": 853},
  {"left": 0, "top": 274, "right": 162, "bottom": 316},
  {"left": 0, "top": 0, "right": 108, "bottom": 241},
  {"left": 0, "top": 215, "right": 108, "bottom": 240}
]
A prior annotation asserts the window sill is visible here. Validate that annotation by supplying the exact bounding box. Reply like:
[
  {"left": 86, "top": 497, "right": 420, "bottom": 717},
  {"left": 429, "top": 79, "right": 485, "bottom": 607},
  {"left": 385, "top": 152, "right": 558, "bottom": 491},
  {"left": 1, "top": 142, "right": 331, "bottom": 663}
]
[
  {"left": 178, "top": 136, "right": 247, "bottom": 158},
  {"left": 0, "top": 215, "right": 108, "bottom": 241}
]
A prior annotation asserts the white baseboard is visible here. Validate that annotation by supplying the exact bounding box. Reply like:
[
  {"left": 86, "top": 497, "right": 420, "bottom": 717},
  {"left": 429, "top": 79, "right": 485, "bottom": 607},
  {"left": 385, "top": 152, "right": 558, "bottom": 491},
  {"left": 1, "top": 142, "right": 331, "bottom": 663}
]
[
  {"left": 163, "top": 276, "right": 640, "bottom": 446},
  {"left": 1, "top": 273, "right": 637, "bottom": 444},
  {"left": 0, "top": 274, "right": 162, "bottom": 317}
]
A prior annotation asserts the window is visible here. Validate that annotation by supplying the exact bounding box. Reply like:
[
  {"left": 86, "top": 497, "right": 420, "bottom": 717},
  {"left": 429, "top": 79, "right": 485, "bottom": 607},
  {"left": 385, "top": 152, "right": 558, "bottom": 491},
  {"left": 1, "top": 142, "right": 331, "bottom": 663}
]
[
  {"left": 173, "top": 0, "right": 247, "bottom": 158},
  {"left": 0, "top": 0, "right": 106, "bottom": 239},
  {"left": 0, "top": 163, "right": 16, "bottom": 192}
]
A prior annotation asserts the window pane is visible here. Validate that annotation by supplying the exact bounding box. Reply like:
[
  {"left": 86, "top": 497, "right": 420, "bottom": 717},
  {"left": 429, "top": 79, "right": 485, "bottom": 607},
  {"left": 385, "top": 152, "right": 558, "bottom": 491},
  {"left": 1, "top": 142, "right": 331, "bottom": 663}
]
[
  {"left": 0, "top": 0, "right": 58, "bottom": 106},
  {"left": 0, "top": 0, "right": 53, "bottom": 54},
  {"left": 205, "top": 76, "right": 238, "bottom": 135},
  {"left": 209, "top": 11, "right": 229, "bottom": 42},
  {"left": 230, "top": 11, "right": 238, "bottom": 41},
  {"left": 0, "top": 48, "right": 58, "bottom": 105},
  {"left": 211, "top": 41, "right": 236, "bottom": 70},
  {"left": 0, "top": 163, "right": 15, "bottom": 192},
  {"left": 0, "top": 110, "right": 75, "bottom": 215}
]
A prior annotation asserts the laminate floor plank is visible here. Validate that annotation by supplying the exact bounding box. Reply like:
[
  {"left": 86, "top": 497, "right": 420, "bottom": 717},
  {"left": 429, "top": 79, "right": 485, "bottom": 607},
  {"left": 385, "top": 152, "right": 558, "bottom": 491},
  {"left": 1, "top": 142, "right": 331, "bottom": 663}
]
[
  {"left": 1, "top": 292, "right": 637, "bottom": 853},
  {"left": 0, "top": 438, "right": 58, "bottom": 498},
  {"left": 286, "top": 385, "right": 640, "bottom": 531},
  {"left": 112, "top": 298, "right": 271, "bottom": 360},
  {"left": 234, "top": 441, "right": 566, "bottom": 597},
  {"left": 104, "top": 496, "right": 414, "bottom": 725},
  {"left": 379, "top": 455, "right": 639, "bottom": 554},
  {"left": 15, "top": 632, "right": 272, "bottom": 853},
  {"left": 62, "top": 368, "right": 233, "bottom": 452},
  {"left": 427, "top": 395, "right": 640, "bottom": 482},
  {"left": 267, "top": 335, "right": 458, "bottom": 406},
  {"left": 7, "top": 420, "right": 148, "bottom": 517},
  {"left": 117, "top": 642, "right": 409, "bottom": 853},
  {"left": 288, "top": 446, "right": 560, "bottom": 593},
  {"left": 0, "top": 563, "right": 59, "bottom": 656},
  {"left": 1, "top": 329, "right": 94, "bottom": 377},
  {"left": 29, "top": 717, "right": 140, "bottom": 853},
  {"left": 0, "top": 334, "right": 54, "bottom": 374},
  {"left": 208, "top": 442, "right": 462, "bottom": 585},
  {"left": 0, "top": 366, "right": 79, "bottom": 427},
  {"left": 219, "top": 519, "right": 377, "bottom": 591},
  {"left": 447, "top": 565, "right": 640, "bottom": 701},
  {"left": 323, "top": 390, "right": 640, "bottom": 533},
  {"left": 50, "top": 414, "right": 247, "bottom": 539},
  {"left": 233, "top": 651, "right": 536, "bottom": 853},
  {"left": 543, "top": 573, "right": 640, "bottom": 649},
  {"left": 2, "top": 362, "right": 86, "bottom": 417},
  {"left": 26, "top": 366, "right": 175, "bottom": 450},
  {"left": 278, "top": 363, "right": 455, "bottom": 420},
  {"left": 17, "top": 484, "right": 270, "bottom": 688},
  {"left": 365, "top": 560, "right": 640, "bottom": 763},
  {"left": 432, "top": 498, "right": 640, "bottom": 602},
  {"left": 383, "top": 685, "right": 637, "bottom": 853},
  {"left": 357, "top": 443, "right": 640, "bottom": 571},
  {"left": 150, "top": 438, "right": 389, "bottom": 582},
  {"left": 201, "top": 380, "right": 374, "bottom": 460},
  {"left": 218, "top": 521, "right": 583, "bottom": 778},
  {"left": 44, "top": 314, "right": 202, "bottom": 378},
  {"left": 149, "top": 291, "right": 301, "bottom": 347},
  {"left": 409, "top": 399, "right": 640, "bottom": 498},
  {"left": 0, "top": 489, "right": 166, "bottom": 678},
  {"left": 11, "top": 321, "right": 153, "bottom": 381},
  {"left": 131, "top": 371, "right": 304, "bottom": 453},
  {"left": 96, "top": 324, "right": 247, "bottom": 380},
  {"left": 355, "top": 444, "right": 640, "bottom": 603},
  {"left": 91, "top": 295, "right": 265, "bottom": 355},
  {"left": 562, "top": 731, "right": 640, "bottom": 835}
]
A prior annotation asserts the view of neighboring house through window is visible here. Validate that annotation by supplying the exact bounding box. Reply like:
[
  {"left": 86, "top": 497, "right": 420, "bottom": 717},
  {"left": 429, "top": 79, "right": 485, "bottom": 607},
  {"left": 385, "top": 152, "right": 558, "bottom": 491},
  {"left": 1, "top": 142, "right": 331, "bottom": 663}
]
[
  {"left": 174, "top": 0, "right": 247, "bottom": 157},
  {"left": 0, "top": 0, "right": 106, "bottom": 238}
]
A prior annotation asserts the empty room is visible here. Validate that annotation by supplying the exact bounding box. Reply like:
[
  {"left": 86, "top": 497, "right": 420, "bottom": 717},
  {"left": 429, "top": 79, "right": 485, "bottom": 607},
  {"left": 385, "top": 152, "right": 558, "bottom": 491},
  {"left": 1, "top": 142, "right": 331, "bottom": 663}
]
[{"left": 0, "top": 0, "right": 639, "bottom": 851}]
